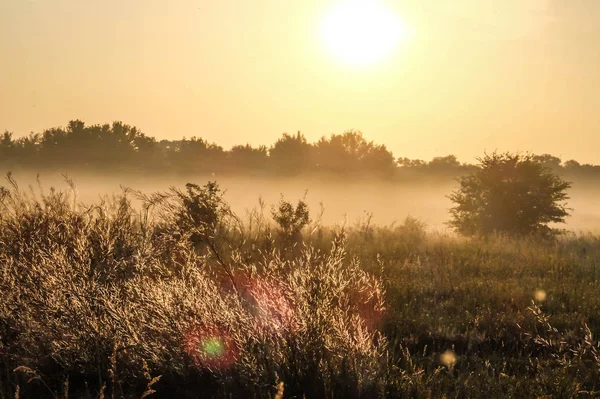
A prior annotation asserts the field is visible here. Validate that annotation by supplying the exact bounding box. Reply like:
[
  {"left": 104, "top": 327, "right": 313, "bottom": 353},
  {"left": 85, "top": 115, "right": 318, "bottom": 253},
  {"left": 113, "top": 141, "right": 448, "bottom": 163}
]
[{"left": 1, "top": 178, "right": 600, "bottom": 398}]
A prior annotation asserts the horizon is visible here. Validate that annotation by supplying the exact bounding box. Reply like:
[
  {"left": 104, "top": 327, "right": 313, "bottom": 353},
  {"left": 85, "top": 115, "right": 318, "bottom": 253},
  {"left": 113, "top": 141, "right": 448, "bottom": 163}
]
[
  {"left": 3, "top": 119, "right": 600, "bottom": 167},
  {"left": 2, "top": 0, "right": 600, "bottom": 164}
]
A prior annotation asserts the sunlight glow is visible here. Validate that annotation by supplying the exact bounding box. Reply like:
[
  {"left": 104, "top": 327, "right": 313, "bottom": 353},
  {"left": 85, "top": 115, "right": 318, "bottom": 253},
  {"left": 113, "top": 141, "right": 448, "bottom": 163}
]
[{"left": 321, "top": 0, "right": 408, "bottom": 67}]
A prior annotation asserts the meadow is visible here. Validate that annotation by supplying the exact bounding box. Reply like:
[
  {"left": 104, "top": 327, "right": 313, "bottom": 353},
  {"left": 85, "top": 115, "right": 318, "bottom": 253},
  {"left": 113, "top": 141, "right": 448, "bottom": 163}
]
[{"left": 1, "top": 178, "right": 599, "bottom": 398}]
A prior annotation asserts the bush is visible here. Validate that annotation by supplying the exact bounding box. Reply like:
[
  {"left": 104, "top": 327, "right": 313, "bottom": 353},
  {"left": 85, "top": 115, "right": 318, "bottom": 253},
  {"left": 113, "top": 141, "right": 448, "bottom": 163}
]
[
  {"left": 173, "top": 182, "right": 234, "bottom": 246},
  {"left": 448, "top": 152, "right": 571, "bottom": 237},
  {"left": 271, "top": 196, "right": 310, "bottom": 242}
]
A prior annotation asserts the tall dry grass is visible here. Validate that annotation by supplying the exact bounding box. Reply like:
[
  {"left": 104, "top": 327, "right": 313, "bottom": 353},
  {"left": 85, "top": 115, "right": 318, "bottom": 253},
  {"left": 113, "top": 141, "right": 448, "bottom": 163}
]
[
  {"left": 0, "top": 178, "right": 387, "bottom": 398},
  {"left": 1, "top": 177, "right": 600, "bottom": 398}
]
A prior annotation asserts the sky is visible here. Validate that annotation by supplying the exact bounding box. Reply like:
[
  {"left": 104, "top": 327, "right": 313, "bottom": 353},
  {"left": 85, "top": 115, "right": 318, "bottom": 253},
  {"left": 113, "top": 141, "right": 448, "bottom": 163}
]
[{"left": 1, "top": 0, "right": 599, "bottom": 163}]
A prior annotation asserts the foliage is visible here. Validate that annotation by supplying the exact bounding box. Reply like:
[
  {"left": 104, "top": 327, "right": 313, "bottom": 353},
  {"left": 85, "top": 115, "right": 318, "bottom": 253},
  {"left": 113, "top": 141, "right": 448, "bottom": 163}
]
[
  {"left": 271, "top": 196, "right": 311, "bottom": 242},
  {"left": 269, "top": 132, "right": 312, "bottom": 175},
  {"left": 3, "top": 120, "right": 600, "bottom": 180},
  {"left": 230, "top": 144, "right": 268, "bottom": 171},
  {"left": 173, "top": 181, "right": 233, "bottom": 246},
  {"left": 314, "top": 130, "right": 396, "bottom": 176},
  {"left": 0, "top": 180, "right": 385, "bottom": 398},
  {"left": 170, "top": 137, "right": 225, "bottom": 174},
  {"left": 1, "top": 179, "right": 600, "bottom": 398},
  {"left": 448, "top": 152, "right": 572, "bottom": 237}
]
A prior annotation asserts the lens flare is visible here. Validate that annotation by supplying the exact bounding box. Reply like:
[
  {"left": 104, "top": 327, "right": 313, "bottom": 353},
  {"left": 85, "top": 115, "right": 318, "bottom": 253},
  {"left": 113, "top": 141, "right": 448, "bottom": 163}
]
[
  {"left": 184, "top": 324, "right": 239, "bottom": 370},
  {"left": 242, "top": 277, "right": 297, "bottom": 334},
  {"left": 201, "top": 337, "right": 226, "bottom": 358},
  {"left": 440, "top": 350, "right": 457, "bottom": 368},
  {"left": 534, "top": 289, "right": 547, "bottom": 302},
  {"left": 350, "top": 286, "right": 385, "bottom": 330}
]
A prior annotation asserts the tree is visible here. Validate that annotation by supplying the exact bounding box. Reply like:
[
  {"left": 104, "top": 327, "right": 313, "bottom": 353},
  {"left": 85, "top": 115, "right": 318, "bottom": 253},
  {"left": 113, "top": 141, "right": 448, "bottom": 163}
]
[
  {"left": 314, "top": 131, "right": 395, "bottom": 176},
  {"left": 269, "top": 132, "right": 312, "bottom": 174},
  {"left": 532, "top": 154, "right": 562, "bottom": 171},
  {"left": 33, "top": 120, "right": 157, "bottom": 171},
  {"left": 563, "top": 160, "right": 581, "bottom": 170},
  {"left": 428, "top": 155, "right": 461, "bottom": 171},
  {"left": 271, "top": 196, "right": 310, "bottom": 242},
  {"left": 448, "top": 152, "right": 571, "bottom": 237},
  {"left": 0, "top": 132, "right": 15, "bottom": 165},
  {"left": 171, "top": 137, "right": 225, "bottom": 174},
  {"left": 230, "top": 144, "right": 268, "bottom": 171},
  {"left": 397, "top": 157, "right": 427, "bottom": 168}
]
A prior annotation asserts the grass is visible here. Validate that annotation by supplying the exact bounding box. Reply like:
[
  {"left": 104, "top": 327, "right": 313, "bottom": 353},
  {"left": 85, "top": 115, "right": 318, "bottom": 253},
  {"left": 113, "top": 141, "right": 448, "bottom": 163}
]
[{"left": 0, "top": 178, "right": 599, "bottom": 398}]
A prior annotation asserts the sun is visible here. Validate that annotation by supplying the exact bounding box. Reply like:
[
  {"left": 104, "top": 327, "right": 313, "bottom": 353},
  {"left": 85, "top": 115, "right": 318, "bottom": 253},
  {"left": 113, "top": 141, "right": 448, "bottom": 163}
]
[{"left": 321, "top": 0, "right": 408, "bottom": 67}]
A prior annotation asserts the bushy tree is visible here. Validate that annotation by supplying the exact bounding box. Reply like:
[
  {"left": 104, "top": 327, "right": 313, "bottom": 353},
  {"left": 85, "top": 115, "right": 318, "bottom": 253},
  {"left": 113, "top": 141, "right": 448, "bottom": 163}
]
[
  {"left": 269, "top": 132, "right": 312, "bottom": 174},
  {"left": 171, "top": 137, "right": 226, "bottom": 174},
  {"left": 448, "top": 152, "right": 571, "bottom": 237},
  {"left": 532, "top": 154, "right": 562, "bottom": 171},
  {"left": 271, "top": 196, "right": 310, "bottom": 242},
  {"left": 397, "top": 157, "right": 426, "bottom": 168},
  {"left": 314, "top": 130, "right": 395, "bottom": 176},
  {"left": 5, "top": 119, "right": 600, "bottom": 182},
  {"left": 230, "top": 144, "right": 268, "bottom": 171},
  {"left": 0, "top": 132, "right": 16, "bottom": 165},
  {"left": 174, "top": 181, "right": 232, "bottom": 246},
  {"left": 428, "top": 155, "right": 462, "bottom": 172}
]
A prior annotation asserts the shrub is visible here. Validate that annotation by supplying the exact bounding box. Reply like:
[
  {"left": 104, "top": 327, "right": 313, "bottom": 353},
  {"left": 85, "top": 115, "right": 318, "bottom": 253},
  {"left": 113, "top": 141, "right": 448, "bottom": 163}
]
[
  {"left": 448, "top": 152, "right": 571, "bottom": 237},
  {"left": 271, "top": 196, "right": 311, "bottom": 242},
  {"left": 173, "top": 182, "right": 235, "bottom": 246}
]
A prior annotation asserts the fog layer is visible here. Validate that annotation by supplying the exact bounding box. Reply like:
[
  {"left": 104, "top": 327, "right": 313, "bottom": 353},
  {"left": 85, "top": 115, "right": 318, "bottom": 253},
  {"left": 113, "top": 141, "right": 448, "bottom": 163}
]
[{"left": 6, "top": 172, "right": 599, "bottom": 233}]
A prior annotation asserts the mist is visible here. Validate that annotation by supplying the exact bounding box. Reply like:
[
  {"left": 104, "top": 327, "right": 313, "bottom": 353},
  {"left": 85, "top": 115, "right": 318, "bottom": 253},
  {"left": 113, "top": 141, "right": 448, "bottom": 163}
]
[{"left": 7, "top": 171, "right": 599, "bottom": 233}]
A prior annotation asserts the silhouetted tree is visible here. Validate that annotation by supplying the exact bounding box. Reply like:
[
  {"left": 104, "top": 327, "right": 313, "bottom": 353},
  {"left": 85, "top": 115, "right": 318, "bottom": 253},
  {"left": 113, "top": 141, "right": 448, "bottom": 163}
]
[
  {"left": 361, "top": 143, "right": 396, "bottom": 177},
  {"left": 397, "top": 158, "right": 427, "bottom": 168},
  {"left": 13, "top": 133, "right": 41, "bottom": 168},
  {"left": 175, "top": 181, "right": 230, "bottom": 246},
  {"left": 561, "top": 160, "right": 600, "bottom": 180},
  {"left": 314, "top": 131, "right": 395, "bottom": 176},
  {"left": 31, "top": 120, "right": 157, "bottom": 171},
  {"left": 230, "top": 144, "right": 268, "bottom": 172},
  {"left": 532, "top": 154, "right": 562, "bottom": 171},
  {"left": 564, "top": 160, "right": 581, "bottom": 170},
  {"left": 397, "top": 155, "right": 474, "bottom": 179},
  {"left": 2, "top": 120, "right": 600, "bottom": 182},
  {"left": 0, "top": 132, "right": 15, "bottom": 165},
  {"left": 428, "top": 155, "right": 461, "bottom": 171},
  {"left": 170, "top": 137, "right": 226, "bottom": 174},
  {"left": 314, "top": 131, "right": 364, "bottom": 174},
  {"left": 448, "top": 152, "right": 571, "bottom": 237},
  {"left": 271, "top": 196, "right": 310, "bottom": 242},
  {"left": 269, "top": 132, "right": 312, "bottom": 175},
  {"left": 0, "top": 132, "right": 13, "bottom": 148}
]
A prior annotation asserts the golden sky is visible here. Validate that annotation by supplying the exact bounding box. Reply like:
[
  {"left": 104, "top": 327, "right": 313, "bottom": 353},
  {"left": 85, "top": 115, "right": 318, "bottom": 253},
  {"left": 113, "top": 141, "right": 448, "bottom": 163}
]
[{"left": 1, "top": 0, "right": 599, "bottom": 163}]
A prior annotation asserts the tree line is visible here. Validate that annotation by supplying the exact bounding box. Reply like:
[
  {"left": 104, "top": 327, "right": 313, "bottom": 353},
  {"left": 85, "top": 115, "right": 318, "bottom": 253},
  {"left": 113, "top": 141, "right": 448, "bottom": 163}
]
[{"left": 1, "top": 120, "right": 598, "bottom": 180}]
